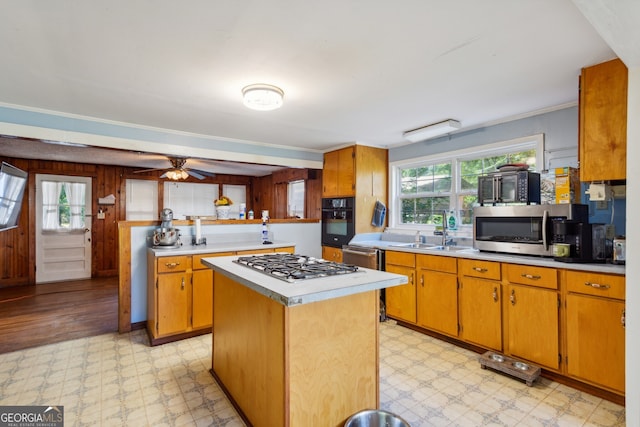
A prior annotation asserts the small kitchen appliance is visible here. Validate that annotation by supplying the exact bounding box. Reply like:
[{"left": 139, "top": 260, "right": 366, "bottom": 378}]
[
  {"left": 613, "top": 236, "right": 626, "bottom": 264},
  {"left": 478, "top": 169, "right": 541, "bottom": 205},
  {"left": 152, "top": 208, "right": 182, "bottom": 248},
  {"left": 552, "top": 220, "right": 594, "bottom": 262},
  {"left": 233, "top": 253, "right": 359, "bottom": 283}
]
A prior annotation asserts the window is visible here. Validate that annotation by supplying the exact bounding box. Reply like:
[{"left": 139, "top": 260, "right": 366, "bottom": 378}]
[
  {"left": 391, "top": 135, "right": 543, "bottom": 230},
  {"left": 164, "top": 182, "right": 219, "bottom": 219},
  {"left": 287, "top": 180, "right": 305, "bottom": 218},
  {"left": 221, "top": 184, "right": 247, "bottom": 217},
  {"left": 41, "top": 180, "right": 86, "bottom": 230},
  {"left": 126, "top": 179, "right": 158, "bottom": 220}
]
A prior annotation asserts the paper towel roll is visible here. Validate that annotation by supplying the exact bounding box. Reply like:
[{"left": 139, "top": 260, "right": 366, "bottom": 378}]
[{"left": 195, "top": 218, "right": 202, "bottom": 241}]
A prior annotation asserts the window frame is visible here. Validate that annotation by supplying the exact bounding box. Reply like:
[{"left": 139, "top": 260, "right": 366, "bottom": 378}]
[{"left": 389, "top": 134, "right": 544, "bottom": 234}]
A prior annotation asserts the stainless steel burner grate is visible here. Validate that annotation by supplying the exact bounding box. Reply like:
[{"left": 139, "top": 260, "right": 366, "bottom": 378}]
[{"left": 233, "top": 253, "right": 359, "bottom": 283}]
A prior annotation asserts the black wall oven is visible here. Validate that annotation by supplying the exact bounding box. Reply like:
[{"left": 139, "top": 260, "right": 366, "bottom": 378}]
[{"left": 321, "top": 197, "right": 355, "bottom": 248}]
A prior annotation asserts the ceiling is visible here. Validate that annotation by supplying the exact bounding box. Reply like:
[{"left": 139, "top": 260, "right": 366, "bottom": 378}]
[{"left": 0, "top": 0, "right": 634, "bottom": 176}]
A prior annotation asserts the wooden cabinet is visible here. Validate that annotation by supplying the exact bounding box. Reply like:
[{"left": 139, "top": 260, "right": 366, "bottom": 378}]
[
  {"left": 149, "top": 255, "right": 192, "bottom": 341},
  {"left": 385, "top": 251, "right": 416, "bottom": 323},
  {"left": 322, "top": 145, "right": 388, "bottom": 234},
  {"left": 416, "top": 254, "right": 458, "bottom": 337},
  {"left": 322, "top": 147, "right": 355, "bottom": 197},
  {"left": 148, "top": 247, "right": 294, "bottom": 345},
  {"left": 322, "top": 246, "right": 343, "bottom": 263},
  {"left": 458, "top": 259, "right": 502, "bottom": 351},
  {"left": 505, "top": 264, "right": 560, "bottom": 370},
  {"left": 565, "top": 270, "right": 625, "bottom": 394},
  {"left": 579, "top": 58, "right": 628, "bottom": 182}
]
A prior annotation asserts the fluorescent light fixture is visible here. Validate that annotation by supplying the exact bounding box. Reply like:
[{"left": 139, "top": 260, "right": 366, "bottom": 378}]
[
  {"left": 242, "top": 84, "right": 284, "bottom": 111},
  {"left": 403, "top": 119, "right": 462, "bottom": 142}
]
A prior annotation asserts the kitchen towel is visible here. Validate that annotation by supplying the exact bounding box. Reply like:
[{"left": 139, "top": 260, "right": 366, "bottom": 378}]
[{"left": 371, "top": 200, "right": 386, "bottom": 227}]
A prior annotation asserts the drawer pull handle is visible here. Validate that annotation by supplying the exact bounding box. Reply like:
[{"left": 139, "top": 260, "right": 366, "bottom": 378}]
[
  {"left": 521, "top": 273, "right": 541, "bottom": 280},
  {"left": 492, "top": 287, "right": 498, "bottom": 302},
  {"left": 510, "top": 289, "right": 516, "bottom": 305},
  {"left": 181, "top": 277, "right": 185, "bottom": 290},
  {"left": 473, "top": 267, "right": 488, "bottom": 273},
  {"left": 165, "top": 262, "right": 180, "bottom": 268},
  {"left": 585, "top": 281, "right": 610, "bottom": 290},
  {"left": 622, "top": 309, "right": 626, "bottom": 328}
]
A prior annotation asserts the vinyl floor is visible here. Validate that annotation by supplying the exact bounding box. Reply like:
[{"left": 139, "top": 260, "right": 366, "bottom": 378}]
[{"left": 0, "top": 320, "right": 626, "bottom": 426}]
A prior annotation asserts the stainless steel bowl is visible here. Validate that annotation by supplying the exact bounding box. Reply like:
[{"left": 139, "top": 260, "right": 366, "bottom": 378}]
[{"left": 153, "top": 227, "right": 180, "bottom": 246}]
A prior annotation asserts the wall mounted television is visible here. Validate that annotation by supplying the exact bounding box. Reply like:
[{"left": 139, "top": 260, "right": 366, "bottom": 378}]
[{"left": 0, "top": 162, "right": 28, "bottom": 232}]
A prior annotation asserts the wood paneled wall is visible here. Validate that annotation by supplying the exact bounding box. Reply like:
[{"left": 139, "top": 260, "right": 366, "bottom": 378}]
[{"left": 0, "top": 154, "right": 322, "bottom": 288}]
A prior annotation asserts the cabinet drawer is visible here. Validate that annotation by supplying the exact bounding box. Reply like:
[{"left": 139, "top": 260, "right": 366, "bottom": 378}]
[
  {"left": 193, "top": 252, "right": 234, "bottom": 270},
  {"left": 458, "top": 259, "right": 500, "bottom": 280},
  {"left": 566, "top": 271, "right": 625, "bottom": 300},
  {"left": 417, "top": 254, "right": 456, "bottom": 274},
  {"left": 385, "top": 251, "right": 416, "bottom": 268},
  {"left": 237, "top": 248, "right": 275, "bottom": 255},
  {"left": 505, "top": 264, "right": 558, "bottom": 290},
  {"left": 157, "top": 256, "right": 190, "bottom": 273}
]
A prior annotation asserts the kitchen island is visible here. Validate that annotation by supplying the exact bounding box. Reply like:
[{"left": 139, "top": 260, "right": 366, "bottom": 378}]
[{"left": 202, "top": 254, "right": 407, "bottom": 427}]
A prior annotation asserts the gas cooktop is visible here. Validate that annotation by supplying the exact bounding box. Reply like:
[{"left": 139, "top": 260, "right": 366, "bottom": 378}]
[{"left": 233, "top": 253, "right": 359, "bottom": 283}]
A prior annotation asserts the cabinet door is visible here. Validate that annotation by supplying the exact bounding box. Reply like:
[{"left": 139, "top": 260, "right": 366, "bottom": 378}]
[
  {"left": 417, "top": 269, "right": 458, "bottom": 337},
  {"left": 385, "top": 264, "right": 416, "bottom": 323},
  {"left": 508, "top": 284, "right": 559, "bottom": 369},
  {"left": 157, "top": 272, "right": 190, "bottom": 336},
  {"left": 579, "top": 58, "right": 627, "bottom": 181},
  {"left": 459, "top": 277, "right": 501, "bottom": 351},
  {"left": 566, "top": 293, "right": 625, "bottom": 393},
  {"left": 322, "top": 246, "right": 343, "bottom": 263},
  {"left": 192, "top": 269, "right": 213, "bottom": 330},
  {"left": 322, "top": 147, "right": 355, "bottom": 197}
]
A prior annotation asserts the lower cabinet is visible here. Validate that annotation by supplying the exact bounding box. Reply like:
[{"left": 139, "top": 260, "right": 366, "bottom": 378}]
[
  {"left": 505, "top": 264, "right": 560, "bottom": 370},
  {"left": 322, "top": 245, "right": 343, "bottom": 262},
  {"left": 417, "top": 254, "right": 458, "bottom": 337},
  {"left": 148, "top": 247, "right": 294, "bottom": 345},
  {"left": 458, "top": 259, "right": 502, "bottom": 351},
  {"left": 385, "top": 251, "right": 416, "bottom": 323},
  {"left": 565, "top": 271, "right": 625, "bottom": 394}
]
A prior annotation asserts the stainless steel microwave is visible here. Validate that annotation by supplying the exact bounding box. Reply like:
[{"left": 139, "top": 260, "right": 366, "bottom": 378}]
[
  {"left": 473, "top": 204, "right": 589, "bottom": 256},
  {"left": 478, "top": 171, "right": 541, "bottom": 205}
]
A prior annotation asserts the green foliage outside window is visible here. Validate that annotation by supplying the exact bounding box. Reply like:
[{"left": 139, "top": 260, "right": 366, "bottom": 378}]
[{"left": 398, "top": 148, "right": 536, "bottom": 226}]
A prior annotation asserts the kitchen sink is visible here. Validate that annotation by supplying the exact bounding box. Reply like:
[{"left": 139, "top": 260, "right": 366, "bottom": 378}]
[
  {"left": 390, "top": 242, "right": 436, "bottom": 249},
  {"left": 426, "top": 245, "right": 474, "bottom": 252}
]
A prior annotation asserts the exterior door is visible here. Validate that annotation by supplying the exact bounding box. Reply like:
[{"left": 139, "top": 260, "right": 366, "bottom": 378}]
[{"left": 35, "top": 174, "right": 92, "bottom": 283}]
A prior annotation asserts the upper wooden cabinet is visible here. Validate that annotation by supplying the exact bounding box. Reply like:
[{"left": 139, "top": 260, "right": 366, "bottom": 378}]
[
  {"left": 579, "top": 58, "right": 628, "bottom": 182},
  {"left": 323, "top": 145, "right": 389, "bottom": 231},
  {"left": 323, "top": 147, "right": 356, "bottom": 197}
]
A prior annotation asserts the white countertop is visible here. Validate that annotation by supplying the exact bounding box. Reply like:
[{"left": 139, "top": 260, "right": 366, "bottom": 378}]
[
  {"left": 148, "top": 239, "right": 296, "bottom": 256},
  {"left": 202, "top": 255, "right": 408, "bottom": 307},
  {"left": 349, "top": 240, "right": 625, "bottom": 275}
]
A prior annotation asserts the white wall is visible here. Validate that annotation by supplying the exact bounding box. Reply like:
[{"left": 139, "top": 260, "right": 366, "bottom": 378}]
[{"left": 625, "top": 66, "right": 639, "bottom": 426}]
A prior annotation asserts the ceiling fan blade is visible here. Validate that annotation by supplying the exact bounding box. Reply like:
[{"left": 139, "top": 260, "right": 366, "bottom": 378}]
[
  {"left": 159, "top": 171, "right": 169, "bottom": 178},
  {"left": 188, "top": 168, "right": 216, "bottom": 178},
  {"left": 133, "top": 167, "right": 166, "bottom": 173},
  {"left": 187, "top": 170, "right": 205, "bottom": 180}
]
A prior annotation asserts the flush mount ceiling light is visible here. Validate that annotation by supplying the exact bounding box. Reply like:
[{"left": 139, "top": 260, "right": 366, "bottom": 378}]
[
  {"left": 403, "top": 119, "right": 462, "bottom": 142},
  {"left": 242, "top": 84, "right": 284, "bottom": 111}
]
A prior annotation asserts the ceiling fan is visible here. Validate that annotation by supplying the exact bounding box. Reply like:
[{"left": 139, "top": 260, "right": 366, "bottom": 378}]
[{"left": 133, "top": 157, "right": 215, "bottom": 180}]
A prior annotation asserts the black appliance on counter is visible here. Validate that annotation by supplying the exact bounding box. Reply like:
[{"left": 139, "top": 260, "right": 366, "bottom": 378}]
[
  {"left": 553, "top": 220, "right": 608, "bottom": 263},
  {"left": 321, "top": 197, "right": 355, "bottom": 248},
  {"left": 478, "top": 170, "right": 541, "bottom": 205}
]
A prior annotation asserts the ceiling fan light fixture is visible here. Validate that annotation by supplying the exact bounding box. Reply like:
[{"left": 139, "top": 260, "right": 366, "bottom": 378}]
[
  {"left": 403, "top": 119, "right": 462, "bottom": 142},
  {"left": 166, "top": 169, "right": 188, "bottom": 180},
  {"left": 242, "top": 84, "right": 284, "bottom": 111}
]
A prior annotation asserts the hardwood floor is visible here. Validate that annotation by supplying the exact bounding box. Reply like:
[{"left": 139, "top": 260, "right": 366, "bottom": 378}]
[{"left": 0, "top": 277, "right": 118, "bottom": 354}]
